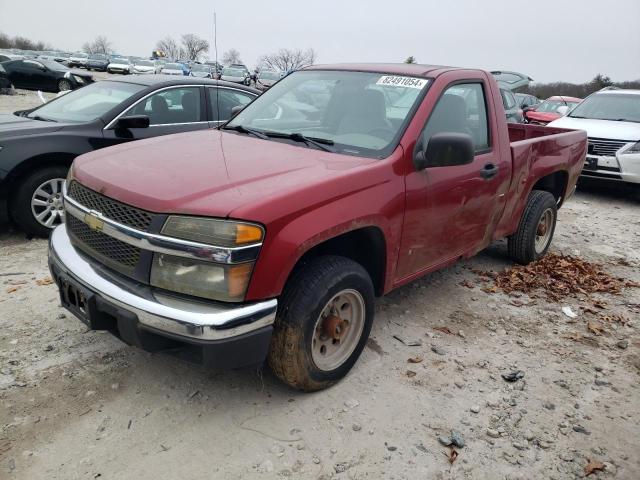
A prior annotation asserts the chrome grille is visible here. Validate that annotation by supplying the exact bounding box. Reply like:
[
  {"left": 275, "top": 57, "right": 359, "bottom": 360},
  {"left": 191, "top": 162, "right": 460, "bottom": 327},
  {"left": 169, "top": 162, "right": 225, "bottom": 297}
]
[
  {"left": 66, "top": 215, "right": 140, "bottom": 276},
  {"left": 67, "top": 181, "right": 154, "bottom": 231},
  {"left": 587, "top": 137, "right": 629, "bottom": 157}
]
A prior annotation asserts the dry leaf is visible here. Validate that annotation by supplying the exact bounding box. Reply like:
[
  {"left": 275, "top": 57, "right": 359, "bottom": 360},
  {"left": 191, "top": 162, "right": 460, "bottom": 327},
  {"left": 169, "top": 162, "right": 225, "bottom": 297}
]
[
  {"left": 448, "top": 447, "right": 459, "bottom": 464},
  {"left": 405, "top": 370, "right": 417, "bottom": 378},
  {"left": 36, "top": 277, "right": 54, "bottom": 286},
  {"left": 408, "top": 356, "right": 423, "bottom": 364},
  {"left": 584, "top": 458, "right": 605, "bottom": 476},
  {"left": 433, "top": 326, "right": 454, "bottom": 335},
  {"left": 6, "top": 286, "right": 21, "bottom": 293},
  {"left": 587, "top": 321, "right": 604, "bottom": 336},
  {"left": 460, "top": 279, "right": 475, "bottom": 289}
]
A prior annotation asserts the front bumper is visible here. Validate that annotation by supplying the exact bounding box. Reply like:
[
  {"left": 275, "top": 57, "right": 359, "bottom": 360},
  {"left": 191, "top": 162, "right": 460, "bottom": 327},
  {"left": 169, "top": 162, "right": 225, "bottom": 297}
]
[
  {"left": 48, "top": 224, "right": 277, "bottom": 368},
  {"left": 581, "top": 152, "right": 640, "bottom": 184}
]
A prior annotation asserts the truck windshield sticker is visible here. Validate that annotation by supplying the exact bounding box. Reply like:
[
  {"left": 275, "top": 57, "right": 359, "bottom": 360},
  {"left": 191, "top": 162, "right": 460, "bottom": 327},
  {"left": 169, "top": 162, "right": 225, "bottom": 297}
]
[{"left": 376, "top": 76, "right": 428, "bottom": 89}]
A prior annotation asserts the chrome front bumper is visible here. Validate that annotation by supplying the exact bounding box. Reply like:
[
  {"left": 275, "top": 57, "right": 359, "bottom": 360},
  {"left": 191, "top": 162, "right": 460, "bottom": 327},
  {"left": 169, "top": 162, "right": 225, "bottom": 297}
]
[{"left": 48, "top": 224, "right": 277, "bottom": 341}]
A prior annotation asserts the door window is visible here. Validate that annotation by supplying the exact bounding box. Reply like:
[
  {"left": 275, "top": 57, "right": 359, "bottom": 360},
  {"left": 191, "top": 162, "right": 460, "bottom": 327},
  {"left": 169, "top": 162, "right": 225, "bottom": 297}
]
[
  {"left": 125, "top": 87, "right": 202, "bottom": 125},
  {"left": 209, "top": 88, "right": 255, "bottom": 121},
  {"left": 420, "top": 82, "right": 490, "bottom": 152},
  {"left": 500, "top": 89, "right": 516, "bottom": 110}
]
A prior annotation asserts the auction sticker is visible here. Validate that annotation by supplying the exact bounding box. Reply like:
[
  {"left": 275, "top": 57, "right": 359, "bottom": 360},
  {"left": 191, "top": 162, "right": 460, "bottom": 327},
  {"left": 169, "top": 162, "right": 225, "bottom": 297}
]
[{"left": 376, "top": 75, "right": 428, "bottom": 89}]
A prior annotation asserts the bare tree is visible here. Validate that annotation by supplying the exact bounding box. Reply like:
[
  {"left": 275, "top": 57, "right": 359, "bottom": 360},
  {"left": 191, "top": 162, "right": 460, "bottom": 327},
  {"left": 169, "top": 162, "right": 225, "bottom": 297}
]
[
  {"left": 0, "top": 32, "right": 49, "bottom": 51},
  {"left": 404, "top": 56, "right": 416, "bottom": 64},
  {"left": 222, "top": 48, "right": 242, "bottom": 66},
  {"left": 82, "top": 36, "right": 112, "bottom": 55},
  {"left": 155, "top": 36, "right": 183, "bottom": 60},
  {"left": 181, "top": 34, "right": 209, "bottom": 61},
  {"left": 258, "top": 48, "right": 316, "bottom": 72}
]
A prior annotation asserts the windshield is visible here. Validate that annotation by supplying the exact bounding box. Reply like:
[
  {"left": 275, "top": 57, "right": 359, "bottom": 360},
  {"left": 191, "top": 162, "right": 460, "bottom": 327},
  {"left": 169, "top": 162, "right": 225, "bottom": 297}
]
[
  {"left": 537, "top": 99, "right": 580, "bottom": 113},
  {"left": 111, "top": 57, "right": 129, "bottom": 64},
  {"left": 41, "top": 60, "right": 69, "bottom": 71},
  {"left": 569, "top": 93, "right": 640, "bottom": 123},
  {"left": 222, "top": 67, "right": 244, "bottom": 76},
  {"left": 228, "top": 70, "right": 429, "bottom": 158},
  {"left": 164, "top": 63, "right": 182, "bottom": 69},
  {"left": 259, "top": 71, "right": 280, "bottom": 81},
  {"left": 191, "top": 64, "right": 209, "bottom": 72},
  {"left": 136, "top": 60, "right": 154, "bottom": 67},
  {"left": 27, "top": 81, "right": 145, "bottom": 123},
  {"left": 72, "top": 52, "right": 88, "bottom": 58},
  {"left": 89, "top": 54, "right": 107, "bottom": 60}
]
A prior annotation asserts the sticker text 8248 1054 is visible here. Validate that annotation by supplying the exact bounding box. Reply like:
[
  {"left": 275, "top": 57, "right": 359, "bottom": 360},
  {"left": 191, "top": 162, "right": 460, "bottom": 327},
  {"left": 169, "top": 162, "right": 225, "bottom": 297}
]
[{"left": 376, "top": 76, "right": 428, "bottom": 89}]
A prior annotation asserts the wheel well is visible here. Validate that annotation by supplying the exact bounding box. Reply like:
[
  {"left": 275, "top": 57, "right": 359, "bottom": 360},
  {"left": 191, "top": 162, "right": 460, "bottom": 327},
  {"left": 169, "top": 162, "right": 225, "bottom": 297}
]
[
  {"left": 532, "top": 171, "right": 568, "bottom": 204},
  {"left": 7, "top": 154, "right": 74, "bottom": 195},
  {"left": 293, "top": 227, "right": 387, "bottom": 296}
]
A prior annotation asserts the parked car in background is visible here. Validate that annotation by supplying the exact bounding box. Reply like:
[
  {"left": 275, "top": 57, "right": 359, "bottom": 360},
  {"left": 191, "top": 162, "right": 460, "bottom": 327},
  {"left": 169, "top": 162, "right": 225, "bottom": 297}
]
[
  {"left": 86, "top": 53, "right": 110, "bottom": 71},
  {"left": 515, "top": 93, "right": 540, "bottom": 109},
  {"left": 160, "top": 62, "right": 190, "bottom": 76},
  {"left": 133, "top": 60, "right": 161, "bottom": 75},
  {"left": 0, "top": 59, "right": 93, "bottom": 92},
  {"left": 0, "top": 77, "right": 259, "bottom": 235},
  {"left": 0, "top": 54, "right": 12, "bottom": 63},
  {"left": 47, "top": 64, "right": 586, "bottom": 390},
  {"left": 68, "top": 52, "right": 89, "bottom": 68},
  {"left": 107, "top": 57, "right": 133, "bottom": 74},
  {"left": 525, "top": 96, "right": 582, "bottom": 125},
  {"left": 549, "top": 89, "right": 640, "bottom": 185},
  {"left": 220, "top": 65, "right": 251, "bottom": 85},
  {"left": 54, "top": 52, "right": 71, "bottom": 65},
  {"left": 190, "top": 63, "right": 215, "bottom": 78},
  {"left": 499, "top": 88, "right": 524, "bottom": 123},
  {"left": 256, "top": 70, "right": 281, "bottom": 90}
]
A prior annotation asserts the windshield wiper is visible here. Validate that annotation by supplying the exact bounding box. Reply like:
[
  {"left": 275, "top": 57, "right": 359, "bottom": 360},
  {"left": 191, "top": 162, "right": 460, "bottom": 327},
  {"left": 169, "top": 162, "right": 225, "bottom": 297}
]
[
  {"left": 221, "top": 124, "right": 269, "bottom": 139},
  {"left": 29, "top": 115, "right": 57, "bottom": 122},
  {"left": 263, "top": 131, "right": 334, "bottom": 152}
]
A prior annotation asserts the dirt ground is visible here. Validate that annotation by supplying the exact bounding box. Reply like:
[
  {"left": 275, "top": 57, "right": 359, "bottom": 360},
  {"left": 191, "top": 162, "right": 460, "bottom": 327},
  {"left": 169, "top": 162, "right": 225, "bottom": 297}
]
[{"left": 1, "top": 80, "right": 640, "bottom": 480}]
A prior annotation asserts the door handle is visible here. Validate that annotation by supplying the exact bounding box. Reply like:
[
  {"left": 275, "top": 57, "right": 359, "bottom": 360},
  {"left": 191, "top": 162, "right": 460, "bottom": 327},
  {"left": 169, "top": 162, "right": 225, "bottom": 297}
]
[{"left": 480, "top": 163, "right": 499, "bottom": 180}]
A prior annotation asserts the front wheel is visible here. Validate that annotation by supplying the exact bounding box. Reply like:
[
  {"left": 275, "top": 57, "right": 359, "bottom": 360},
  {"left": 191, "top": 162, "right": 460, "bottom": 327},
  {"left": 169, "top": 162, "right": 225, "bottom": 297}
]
[
  {"left": 268, "top": 256, "right": 374, "bottom": 391},
  {"left": 10, "top": 166, "right": 68, "bottom": 237},
  {"left": 507, "top": 190, "right": 557, "bottom": 264},
  {"left": 57, "top": 79, "right": 72, "bottom": 92}
]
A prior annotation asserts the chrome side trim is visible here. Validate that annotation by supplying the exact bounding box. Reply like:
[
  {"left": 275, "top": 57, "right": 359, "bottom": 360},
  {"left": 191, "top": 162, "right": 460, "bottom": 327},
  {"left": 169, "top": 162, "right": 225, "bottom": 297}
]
[
  {"left": 104, "top": 84, "right": 258, "bottom": 130},
  {"left": 63, "top": 187, "right": 261, "bottom": 264},
  {"left": 49, "top": 224, "right": 276, "bottom": 340}
]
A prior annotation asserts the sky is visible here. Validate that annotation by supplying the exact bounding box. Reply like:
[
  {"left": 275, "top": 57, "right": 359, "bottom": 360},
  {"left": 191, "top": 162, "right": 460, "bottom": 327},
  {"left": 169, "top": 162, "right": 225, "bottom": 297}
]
[{"left": 1, "top": 0, "right": 639, "bottom": 84}]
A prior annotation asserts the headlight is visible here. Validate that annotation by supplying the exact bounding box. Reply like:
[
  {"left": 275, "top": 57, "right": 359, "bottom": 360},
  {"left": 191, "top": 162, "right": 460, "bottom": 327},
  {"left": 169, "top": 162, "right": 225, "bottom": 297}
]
[
  {"left": 161, "top": 216, "right": 263, "bottom": 247},
  {"left": 150, "top": 216, "right": 264, "bottom": 301},
  {"left": 621, "top": 141, "right": 640, "bottom": 155},
  {"left": 150, "top": 254, "right": 253, "bottom": 302},
  {"left": 72, "top": 75, "right": 85, "bottom": 84}
]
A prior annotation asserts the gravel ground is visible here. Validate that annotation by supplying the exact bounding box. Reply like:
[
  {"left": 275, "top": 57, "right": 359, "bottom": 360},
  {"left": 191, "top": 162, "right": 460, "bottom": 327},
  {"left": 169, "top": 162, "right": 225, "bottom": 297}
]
[{"left": 1, "top": 80, "right": 640, "bottom": 479}]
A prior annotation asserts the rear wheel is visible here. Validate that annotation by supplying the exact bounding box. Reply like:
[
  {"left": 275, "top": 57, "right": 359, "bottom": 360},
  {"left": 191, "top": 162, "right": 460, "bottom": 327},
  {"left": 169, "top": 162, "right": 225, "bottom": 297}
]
[
  {"left": 268, "top": 256, "right": 374, "bottom": 391},
  {"left": 10, "top": 166, "right": 68, "bottom": 237},
  {"left": 507, "top": 190, "right": 557, "bottom": 264},
  {"left": 57, "top": 79, "right": 72, "bottom": 92}
]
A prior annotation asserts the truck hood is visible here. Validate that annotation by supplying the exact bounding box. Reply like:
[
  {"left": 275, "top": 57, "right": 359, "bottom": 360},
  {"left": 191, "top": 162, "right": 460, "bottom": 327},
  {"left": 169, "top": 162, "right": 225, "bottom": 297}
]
[
  {"left": 0, "top": 114, "right": 64, "bottom": 137},
  {"left": 72, "top": 130, "right": 375, "bottom": 218},
  {"left": 549, "top": 116, "right": 640, "bottom": 141}
]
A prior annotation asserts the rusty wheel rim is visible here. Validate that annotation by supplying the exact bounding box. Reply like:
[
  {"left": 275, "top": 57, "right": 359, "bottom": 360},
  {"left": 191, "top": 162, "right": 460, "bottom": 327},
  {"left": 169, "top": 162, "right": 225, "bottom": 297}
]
[
  {"left": 311, "top": 289, "right": 365, "bottom": 371},
  {"left": 535, "top": 208, "right": 554, "bottom": 254}
]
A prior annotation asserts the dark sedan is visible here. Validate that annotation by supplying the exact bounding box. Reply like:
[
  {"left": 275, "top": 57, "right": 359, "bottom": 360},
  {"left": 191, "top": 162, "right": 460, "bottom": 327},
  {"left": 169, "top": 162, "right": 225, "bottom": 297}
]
[
  {"left": 1, "top": 59, "right": 93, "bottom": 92},
  {"left": 0, "top": 75, "right": 259, "bottom": 235},
  {"left": 86, "top": 53, "right": 110, "bottom": 71}
]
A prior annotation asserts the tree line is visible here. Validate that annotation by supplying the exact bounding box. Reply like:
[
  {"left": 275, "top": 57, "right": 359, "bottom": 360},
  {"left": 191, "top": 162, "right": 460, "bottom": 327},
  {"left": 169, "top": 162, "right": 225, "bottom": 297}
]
[
  {"left": 0, "top": 32, "right": 52, "bottom": 51},
  {"left": 518, "top": 74, "right": 640, "bottom": 99}
]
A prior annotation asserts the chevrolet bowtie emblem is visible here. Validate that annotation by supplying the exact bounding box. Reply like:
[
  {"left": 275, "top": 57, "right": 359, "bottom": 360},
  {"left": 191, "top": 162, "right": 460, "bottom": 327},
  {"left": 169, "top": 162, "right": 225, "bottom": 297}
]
[{"left": 84, "top": 210, "right": 104, "bottom": 232}]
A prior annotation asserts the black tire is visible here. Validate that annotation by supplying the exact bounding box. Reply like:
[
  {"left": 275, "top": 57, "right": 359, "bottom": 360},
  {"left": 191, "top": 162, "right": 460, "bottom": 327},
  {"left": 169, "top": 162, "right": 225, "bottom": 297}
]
[
  {"left": 268, "top": 255, "right": 375, "bottom": 392},
  {"left": 57, "top": 79, "right": 72, "bottom": 92},
  {"left": 507, "top": 190, "right": 557, "bottom": 265},
  {"left": 10, "top": 165, "right": 68, "bottom": 237}
]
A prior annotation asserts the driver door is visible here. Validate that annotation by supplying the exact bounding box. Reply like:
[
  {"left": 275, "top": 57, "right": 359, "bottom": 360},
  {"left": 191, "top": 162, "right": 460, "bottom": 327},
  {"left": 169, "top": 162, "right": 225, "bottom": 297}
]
[{"left": 102, "top": 86, "right": 208, "bottom": 145}]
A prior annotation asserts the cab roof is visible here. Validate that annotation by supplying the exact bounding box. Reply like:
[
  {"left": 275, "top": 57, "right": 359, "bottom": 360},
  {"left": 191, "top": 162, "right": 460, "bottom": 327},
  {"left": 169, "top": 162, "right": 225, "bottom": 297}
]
[{"left": 304, "top": 63, "right": 463, "bottom": 78}]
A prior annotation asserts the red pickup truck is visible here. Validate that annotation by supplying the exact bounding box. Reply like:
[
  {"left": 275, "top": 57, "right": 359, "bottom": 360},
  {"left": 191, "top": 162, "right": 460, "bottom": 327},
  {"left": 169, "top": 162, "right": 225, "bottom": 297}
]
[{"left": 49, "top": 64, "right": 587, "bottom": 391}]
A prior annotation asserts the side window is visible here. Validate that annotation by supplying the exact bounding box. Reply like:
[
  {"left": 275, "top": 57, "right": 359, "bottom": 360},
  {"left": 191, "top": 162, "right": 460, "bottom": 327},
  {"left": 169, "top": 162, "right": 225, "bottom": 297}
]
[
  {"left": 125, "top": 87, "right": 201, "bottom": 125},
  {"left": 421, "top": 82, "right": 489, "bottom": 153},
  {"left": 501, "top": 89, "right": 516, "bottom": 110},
  {"left": 209, "top": 88, "right": 255, "bottom": 121},
  {"left": 23, "top": 60, "right": 43, "bottom": 70}
]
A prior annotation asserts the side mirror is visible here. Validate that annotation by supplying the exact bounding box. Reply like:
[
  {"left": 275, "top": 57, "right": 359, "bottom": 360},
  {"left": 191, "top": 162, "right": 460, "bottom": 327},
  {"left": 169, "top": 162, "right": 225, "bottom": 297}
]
[
  {"left": 556, "top": 106, "right": 569, "bottom": 116},
  {"left": 230, "top": 105, "right": 245, "bottom": 118},
  {"left": 414, "top": 132, "right": 474, "bottom": 171},
  {"left": 116, "top": 115, "right": 150, "bottom": 129}
]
